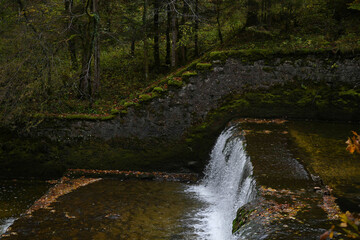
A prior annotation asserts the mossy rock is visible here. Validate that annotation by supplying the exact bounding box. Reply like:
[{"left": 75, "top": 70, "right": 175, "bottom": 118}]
[
  {"left": 196, "top": 63, "right": 212, "bottom": 71},
  {"left": 182, "top": 71, "right": 197, "bottom": 77},
  {"left": 56, "top": 114, "right": 116, "bottom": 121},
  {"left": 110, "top": 109, "right": 120, "bottom": 115},
  {"left": 181, "top": 71, "right": 198, "bottom": 82},
  {"left": 168, "top": 78, "right": 184, "bottom": 87},
  {"left": 152, "top": 87, "right": 166, "bottom": 93},
  {"left": 232, "top": 206, "right": 255, "bottom": 234},
  {"left": 138, "top": 94, "right": 153, "bottom": 102},
  {"left": 124, "top": 101, "right": 136, "bottom": 108}
]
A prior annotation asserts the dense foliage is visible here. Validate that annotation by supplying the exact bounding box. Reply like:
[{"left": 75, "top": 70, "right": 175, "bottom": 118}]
[{"left": 0, "top": 0, "right": 359, "bottom": 125}]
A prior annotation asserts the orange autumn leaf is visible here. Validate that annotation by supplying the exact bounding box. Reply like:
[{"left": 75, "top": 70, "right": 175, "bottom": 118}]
[{"left": 346, "top": 132, "right": 360, "bottom": 154}]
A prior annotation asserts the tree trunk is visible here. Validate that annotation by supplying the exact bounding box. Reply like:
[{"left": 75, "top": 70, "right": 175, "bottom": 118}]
[
  {"left": 131, "top": 40, "right": 135, "bottom": 56},
  {"left": 143, "top": 0, "right": 149, "bottom": 81},
  {"left": 246, "top": 0, "right": 259, "bottom": 27},
  {"left": 179, "top": 0, "right": 189, "bottom": 64},
  {"left": 79, "top": 0, "right": 95, "bottom": 99},
  {"left": 171, "top": 0, "right": 178, "bottom": 68},
  {"left": 266, "top": 0, "right": 272, "bottom": 27},
  {"left": 92, "top": 0, "right": 100, "bottom": 96},
  {"left": 194, "top": 0, "right": 199, "bottom": 57},
  {"left": 216, "top": 1, "right": 223, "bottom": 44},
  {"left": 165, "top": 3, "right": 171, "bottom": 66},
  {"left": 153, "top": 0, "right": 160, "bottom": 70},
  {"left": 65, "top": 0, "right": 78, "bottom": 70}
]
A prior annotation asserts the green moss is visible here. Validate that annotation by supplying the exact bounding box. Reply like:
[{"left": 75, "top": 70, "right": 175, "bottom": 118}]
[
  {"left": 152, "top": 87, "right": 166, "bottom": 93},
  {"left": 339, "top": 89, "right": 360, "bottom": 98},
  {"left": 168, "top": 78, "right": 184, "bottom": 87},
  {"left": 207, "top": 48, "right": 346, "bottom": 65},
  {"left": 208, "top": 49, "right": 276, "bottom": 63},
  {"left": 206, "top": 81, "right": 360, "bottom": 121},
  {"left": 75, "top": 114, "right": 114, "bottom": 120},
  {"left": 181, "top": 71, "right": 198, "bottom": 82},
  {"left": 110, "top": 109, "right": 120, "bottom": 115},
  {"left": 138, "top": 94, "right": 153, "bottom": 102},
  {"left": 196, "top": 63, "right": 212, "bottom": 71},
  {"left": 186, "top": 59, "right": 202, "bottom": 71},
  {"left": 33, "top": 113, "right": 116, "bottom": 121},
  {"left": 182, "top": 71, "right": 197, "bottom": 76},
  {"left": 232, "top": 206, "right": 254, "bottom": 234},
  {"left": 124, "top": 101, "right": 136, "bottom": 108}
]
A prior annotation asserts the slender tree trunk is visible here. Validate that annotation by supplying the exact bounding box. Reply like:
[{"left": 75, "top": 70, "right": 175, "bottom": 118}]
[
  {"left": 178, "top": 0, "right": 189, "bottom": 64},
  {"left": 165, "top": 3, "right": 171, "bottom": 66},
  {"left": 171, "top": 0, "right": 178, "bottom": 68},
  {"left": 143, "top": 0, "right": 149, "bottom": 81},
  {"left": 246, "top": 0, "right": 259, "bottom": 27},
  {"left": 131, "top": 39, "right": 135, "bottom": 56},
  {"left": 65, "top": 0, "right": 78, "bottom": 70},
  {"left": 216, "top": 1, "right": 223, "bottom": 44},
  {"left": 153, "top": 0, "right": 160, "bottom": 70},
  {"left": 80, "top": 0, "right": 94, "bottom": 99},
  {"left": 194, "top": 0, "right": 199, "bottom": 57},
  {"left": 266, "top": 0, "right": 272, "bottom": 27},
  {"left": 92, "top": 0, "right": 100, "bottom": 96}
]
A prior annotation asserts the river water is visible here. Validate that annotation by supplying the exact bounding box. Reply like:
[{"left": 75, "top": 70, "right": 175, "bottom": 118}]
[
  {"left": 0, "top": 180, "right": 49, "bottom": 235},
  {"left": 0, "top": 120, "right": 359, "bottom": 239}
]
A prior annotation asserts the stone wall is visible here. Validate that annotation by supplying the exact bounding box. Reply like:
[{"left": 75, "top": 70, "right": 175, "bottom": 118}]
[{"left": 28, "top": 54, "right": 360, "bottom": 142}]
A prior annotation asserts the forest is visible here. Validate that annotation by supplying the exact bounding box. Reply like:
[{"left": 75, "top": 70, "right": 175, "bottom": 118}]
[{"left": 0, "top": 0, "right": 360, "bottom": 127}]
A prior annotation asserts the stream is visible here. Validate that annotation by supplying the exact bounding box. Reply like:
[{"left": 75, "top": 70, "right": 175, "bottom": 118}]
[{"left": 0, "top": 120, "right": 359, "bottom": 239}]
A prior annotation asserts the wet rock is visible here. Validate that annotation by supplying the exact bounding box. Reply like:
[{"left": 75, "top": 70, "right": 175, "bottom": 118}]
[{"left": 232, "top": 205, "right": 255, "bottom": 234}]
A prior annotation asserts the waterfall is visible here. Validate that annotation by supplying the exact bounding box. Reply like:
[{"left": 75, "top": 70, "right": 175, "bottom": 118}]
[
  {"left": 0, "top": 218, "right": 16, "bottom": 235},
  {"left": 188, "top": 126, "right": 256, "bottom": 240}
]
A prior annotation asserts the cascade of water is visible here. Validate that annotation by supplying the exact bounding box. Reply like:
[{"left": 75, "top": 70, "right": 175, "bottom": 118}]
[
  {"left": 188, "top": 126, "right": 256, "bottom": 240},
  {"left": 0, "top": 218, "right": 16, "bottom": 235}
]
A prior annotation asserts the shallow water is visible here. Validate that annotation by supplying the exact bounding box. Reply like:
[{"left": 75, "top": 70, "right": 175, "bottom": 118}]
[
  {"left": 0, "top": 180, "right": 49, "bottom": 235},
  {"left": 288, "top": 121, "right": 360, "bottom": 212},
  {"left": 5, "top": 180, "right": 207, "bottom": 239}
]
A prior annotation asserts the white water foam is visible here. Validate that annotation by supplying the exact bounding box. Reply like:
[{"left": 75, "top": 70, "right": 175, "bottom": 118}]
[
  {"left": 187, "top": 126, "right": 256, "bottom": 240},
  {"left": 0, "top": 217, "right": 16, "bottom": 235}
]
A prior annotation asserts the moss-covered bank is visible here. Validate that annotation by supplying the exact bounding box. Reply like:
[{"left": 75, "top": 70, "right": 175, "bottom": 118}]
[{"left": 210, "top": 81, "right": 360, "bottom": 122}]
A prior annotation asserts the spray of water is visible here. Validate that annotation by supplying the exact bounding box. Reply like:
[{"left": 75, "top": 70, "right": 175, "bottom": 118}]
[
  {"left": 0, "top": 218, "right": 16, "bottom": 235},
  {"left": 187, "top": 126, "right": 256, "bottom": 240}
]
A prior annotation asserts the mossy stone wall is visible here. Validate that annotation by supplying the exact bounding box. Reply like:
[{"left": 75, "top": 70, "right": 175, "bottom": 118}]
[
  {"left": 27, "top": 53, "right": 360, "bottom": 142},
  {"left": 12, "top": 53, "right": 359, "bottom": 178}
]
